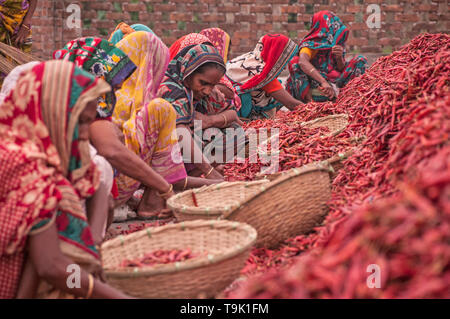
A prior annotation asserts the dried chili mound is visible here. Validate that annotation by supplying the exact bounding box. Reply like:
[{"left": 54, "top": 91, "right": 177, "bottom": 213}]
[
  {"left": 222, "top": 33, "right": 450, "bottom": 291},
  {"left": 228, "top": 147, "right": 450, "bottom": 299},
  {"left": 119, "top": 248, "right": 201, "bottom": 268},
  {"left": 105, "top": 218, "right": 177, "bottom": 240}
]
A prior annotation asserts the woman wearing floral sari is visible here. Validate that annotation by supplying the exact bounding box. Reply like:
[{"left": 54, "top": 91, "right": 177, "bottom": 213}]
[
  {"left": 113, "top": 31, "right": 220, "bottom": 219},
  {"left": 286, "top": 11, "right": 368, "bottom": 102},
  {"left": 0, "top": 60, "right": 130, "bottom": 299},
  {"left": 226, "top": 34, "right": 302, "bottom": 120}
]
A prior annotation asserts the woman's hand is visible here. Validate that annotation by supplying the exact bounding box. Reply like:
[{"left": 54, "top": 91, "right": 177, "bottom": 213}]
[
  {"left": 331, "top": 45, "right": 344, "bottom": 59},
  {"left": 13, "top": 24, "right": 30, "bottom": 47},
  {"left": 318, "top": 81, "right": 335, "bottom": 100}
]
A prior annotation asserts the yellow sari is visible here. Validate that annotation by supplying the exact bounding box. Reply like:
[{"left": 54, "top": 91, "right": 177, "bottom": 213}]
[{"left": 113, "top": 31, "right": 186, "bottom": 205}]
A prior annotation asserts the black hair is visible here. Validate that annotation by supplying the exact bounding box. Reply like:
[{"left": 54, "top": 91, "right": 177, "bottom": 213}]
[{"left": 194, "top": 62, "right": 226, "bottom": 75}]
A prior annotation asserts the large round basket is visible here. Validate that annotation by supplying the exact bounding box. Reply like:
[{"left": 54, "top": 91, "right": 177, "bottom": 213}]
[
  {"left": 301, "top": 114, "right": 349, "bottom": 137},
  {"left": 101, "top": 220, "right": 257, "bottom": 299},
  {"left": 168, "top": 164, "right": 332, "bottom": 248}
]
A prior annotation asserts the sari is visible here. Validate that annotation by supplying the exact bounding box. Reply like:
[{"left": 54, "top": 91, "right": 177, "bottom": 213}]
[
  {"left": 0, "top": 0, "right": 32, "bottom": 52},
  {"left": 286, "top": 11, "right": 368, "bottom": 102},
  {"left": 0, "top": 60, "right": 38, "bottom": 104},
  {"left": 109, "top": 22, "right": 154, "bottom": 45},
  {"left": 112, "top": 31, "right": 187, "bottom": 205},
  {"left": 53, "top": 37, "right": 136, "bottom": 120},
  {"left": 226, "top": 34, "right": 298, "bottom": 119},
  {"left": 169, "top": 32, "right": 241, "bottom": 111},
  {"left": 159, "top": 44, "right": 246, "bottom": 163},
  {"left": 0, "top": 60, "right": 110, "bottom": 298}
]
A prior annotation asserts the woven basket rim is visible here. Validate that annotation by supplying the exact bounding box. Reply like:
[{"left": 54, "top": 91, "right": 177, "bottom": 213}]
[
  {"left": 169, "top": 163, "right": 331, "bottom": 218},
  {"left": 101, "top": 219, "right": 257, "bottom": 278},
  {"left": 166, "top": 180, "right": 270, "bottom": 215}
]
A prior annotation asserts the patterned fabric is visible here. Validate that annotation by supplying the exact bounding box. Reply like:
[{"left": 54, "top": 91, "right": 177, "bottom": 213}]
[
  {"left": 0, "top": 0, "right": 32, "bottom": 52},
  {"left": 53, "top": 37, "right": 136, "bottom": 120},
  {"left": 0, "top": 60, "right": 110, "bottom": 298},
  {"left": 112, "top": 31, "right": 187, "bottom": 204},
  {"left": 158, "top": 43, "right": 227, "bottom": 126},
  {"left": 0, "top": 61, "right": 38, "bottom": 104},
  {"left": 199, "top": 28, "right": 231, "bottom": 63},
  {"left": 109, "top": 22, "right": 154, "bottom": 45},
  {"left": 226, "top": 34, "right": 298, "bottom": 118},
  {"left": 286, "top": 11, "right": 368, "bottom": 102},
  {"left": 169, "top": 33, "right": 241, "bottom": 111}
]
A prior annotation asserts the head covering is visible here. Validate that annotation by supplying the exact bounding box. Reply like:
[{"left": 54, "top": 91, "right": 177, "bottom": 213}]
[
  {"left": 199, "top": 28, "right": 231, "bottom": 63},
  {"left": 169, "top": 33, "right": 211, "bottom": 61},
  {"left": 226, "top": 34, "right": 298, "bottom": 94},
  {"left": 300, "top": 11, "right": 349, "bottom": 50},
  {"left": 0, "top": 60, "right": 110, "bottom": 298},
  {"left": 109, "top": 22, "right": 155, "bottom": 45},
  {"left": 113, "top": 31, "right": 170, "bottom": 129},
  {"left": 53, "top": 37, "right": 136, "bottom": 120},
  {"left": 158, "top": 43, "right": 226, "bottom": 125},
  {"left": 0, "top": 61, "right": 39, "bottom": 104}
]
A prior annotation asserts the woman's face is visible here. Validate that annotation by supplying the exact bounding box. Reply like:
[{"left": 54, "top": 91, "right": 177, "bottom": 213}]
[
  {"left": 78, "top": 100, "right": 98, "bottom": 140},
  {"left": 184, "top": 66, "right": 224, "bottom": 100}
]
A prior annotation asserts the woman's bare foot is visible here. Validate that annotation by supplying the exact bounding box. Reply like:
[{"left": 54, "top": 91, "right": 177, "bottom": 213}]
[{"left": 137, "top": 187, "right": 173, "bottom": 220}]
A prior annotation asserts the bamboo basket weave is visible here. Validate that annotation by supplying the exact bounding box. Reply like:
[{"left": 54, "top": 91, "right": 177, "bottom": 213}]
[
  {"left": 0, "top": 42, "right": 42, "bottom": 75},
  {"left": 168, "top": 163, "right": 332, "bottom": 248},
  {"left": 301, "top": 114, "right": 349, "bottom": 137},
  {"left": 101, "top": 220, "right": 257, "bottom": 299}
]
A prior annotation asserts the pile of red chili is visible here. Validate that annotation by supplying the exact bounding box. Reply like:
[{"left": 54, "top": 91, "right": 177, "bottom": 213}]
[
  {"left": 223, "top": 33, "right": 449, "bottom": 298},
  {"left": 120, "top": 248, "right": 199, "bottom": 268}
]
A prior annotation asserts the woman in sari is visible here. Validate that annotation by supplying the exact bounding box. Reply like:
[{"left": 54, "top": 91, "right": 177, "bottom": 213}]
[
  {"left": 0, "top": 60, "right": 130, "bottom": 299},
  {"left": 286, "top": 11, "right": 368, "bottom": 103},
  {"left": 113, "top": 31, "right": 221, "bottom": 219},
  {"left": 226, "top": 34, "right": 302, "bottom": 120},
  {"left": 159, "top": 43, "right": 245, "bottom": 178},
  {"left": 108, "top": 22, "right": 154, "bottom": 45}
]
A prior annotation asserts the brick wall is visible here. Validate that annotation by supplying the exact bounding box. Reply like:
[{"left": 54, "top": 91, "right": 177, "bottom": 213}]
[{"left": 32, "top": 0, "right": 449, "bottom": 60}]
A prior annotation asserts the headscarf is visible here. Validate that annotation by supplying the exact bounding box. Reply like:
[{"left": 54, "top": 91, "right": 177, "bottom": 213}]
[
  {"left": 0, "top": 61, "right": 39, "bottom": 104},
  {"left": 0, "top": 60, "right": 110, "bottom": 298},
  {"left": 109, "top": 22, "right": 155, "bottom": 45},
  {"left": 226, "top": 34, "right": 298, "bottom": 95},
  {"left": 300, "top": 11, "right": 349, "bottom": 50},
  {"left": 53, "top": 37, "right": 136, "bottom": 120},
  {"left": 199, "top": 28, "right": 231, "bottom": 63},
  {"left": 113, "top": 31, "right": 170, "bottom": 129},
  {"left": 158, "top": 43, "right": 226, "bottom": 126},
  {"left": 169, "top": 32, "right": 241, "bottom": 111}
]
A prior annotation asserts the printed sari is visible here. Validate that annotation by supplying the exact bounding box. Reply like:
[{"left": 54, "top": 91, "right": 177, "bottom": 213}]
[
  {"left": 0, "top": 0, "right": 32, "bottom": 52},
  {"left": 159, "top": 44, "right": 245, "bottom": 164},
  {"left": 112, "top": 31, "right": 187, "bottom": 205},
  {"left": 0, "top": 60, "right": 110, "bottom": 298},
  {"left": 226, "top": 34, "right": 298, "bottom": 119},
  {"left": 109, "top": 22, "right": 154, "bottom": 45},
  {"left": 53, "top": 37, "right": 136, "bottom": 120},
  {"left": 286, "top": 11, "right": 368, "bottom": 102}
]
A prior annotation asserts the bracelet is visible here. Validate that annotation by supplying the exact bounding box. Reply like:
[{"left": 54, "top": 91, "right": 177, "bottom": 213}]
[
  {"left": 309, "top": 67, "right": 316, "bottom": 73},
  {"left": 22, "top": 23, "right": 31, "bottom": 31},
  {"left": 182, "top": 177, "right": 188, "bottom": 191},
  {"left": 204, "top": 167, "right": 214, "bottom": 178},
  {"left": 221, "top": 113, "right": 227, "bottom": 127},
  {"left": 157, "top": 184, "right": 173, "bottom": 198},
  {"left": 86, "top": 274, "right": 94, "bottom": 299}
]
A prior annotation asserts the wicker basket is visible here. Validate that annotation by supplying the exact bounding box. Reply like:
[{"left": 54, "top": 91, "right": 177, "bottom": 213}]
[
  {"left": 101, "top": 219, "right": 257, "bottom": 299},
  {"left": 301, "top": 114, "right": 349, "bottom": 137},
  {"left": 168, "top": 163, "right": 332, "bottom": 248}
]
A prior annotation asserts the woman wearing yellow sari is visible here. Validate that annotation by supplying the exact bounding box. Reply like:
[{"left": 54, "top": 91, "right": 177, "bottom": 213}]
[{"left": 113, "top": 31, "right": 220, "bottom": 219}]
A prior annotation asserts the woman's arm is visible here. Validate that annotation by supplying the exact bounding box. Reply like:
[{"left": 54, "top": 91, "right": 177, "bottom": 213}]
[
  {"left": 194, "top": 110, "right": 243, "bottom": 129},
  {"left": 14, "top": 0, "right": 38, "bottom": 46},
  {"left": 269, "top": 88, "right": 303, "bottom": 110},
  {"left": 25, "top": 222, "right": 132, "bottom": 299},
  {"left": 85, "top": 183, "right": 111, "bottom": 246},
  {"left": 177, "top": 124, "right": 223, "bottom": 180},
  {"left": 89, "top": 120, "right": 172, "bottom": 195},
  {"left": 331, "top": 45, "right": 346, "bottom": 72},
  {"left": 298, "top": 53, "right": 335, "bottom": 100}
]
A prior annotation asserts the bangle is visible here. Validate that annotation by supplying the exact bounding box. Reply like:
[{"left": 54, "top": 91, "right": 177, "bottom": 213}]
[
  {"left": 221, "top": 113, "right": 227, "bottom": 127},
  {"left": 86, "top": 274, "right": 94, "bottom": 299},
  {"left": 309, "top": 67, "right": 316, "bottom": 73},
  {"left": 204, "top": 167, "right": 214, "bottom": 178},
  {"left": 22, "top": 23, "right": 31, "bottom": 31},
  {"left": 182, "top": 177, "right": 188, "bottom": 191},
  {"left": 157, "top": 184, "right": 173, "bottom": 198}
]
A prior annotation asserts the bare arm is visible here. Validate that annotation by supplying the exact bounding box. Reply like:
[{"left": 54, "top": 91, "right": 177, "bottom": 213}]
[
  {"left": 22, "top": 222, "right": 132, "bottom": 299},
  {"left": 89, "top": 120, "right": 171, "bottom": 194},
  {"left": 86, "top": 183, "right": 111, "bottom": 246},
  {"left": 298, "top": 53, "right": 335, "bottom": 100},
  {"left": 269, "top": 88, "right": 303, "bottom": 110},
  {"left": 194, "top": 110, "right": 243, "bottom": 129},
  {"left": 24, "top": 0, "right": 38, "bottom": 25}
]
